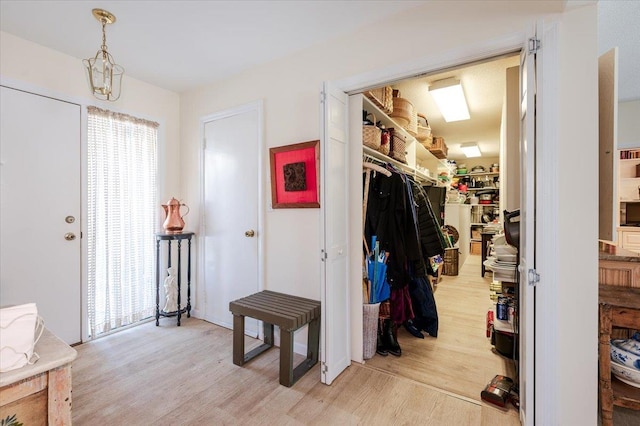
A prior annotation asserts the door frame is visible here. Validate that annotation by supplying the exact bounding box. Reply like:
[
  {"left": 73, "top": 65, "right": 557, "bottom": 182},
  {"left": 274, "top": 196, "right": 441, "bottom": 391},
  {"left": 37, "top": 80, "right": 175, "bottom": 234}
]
[
  {"left": 198, "top": 100, "right": 265, "bottom": 329},
  {"left": 324, "top": 22, "right": 560, "bottom": 422}
]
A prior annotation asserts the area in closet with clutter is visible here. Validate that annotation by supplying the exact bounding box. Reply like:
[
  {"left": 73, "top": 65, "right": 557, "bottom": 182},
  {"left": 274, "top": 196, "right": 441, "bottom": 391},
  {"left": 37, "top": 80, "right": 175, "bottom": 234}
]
[{"left": 351, "top": 52, "right": 523, "bottom": 408}]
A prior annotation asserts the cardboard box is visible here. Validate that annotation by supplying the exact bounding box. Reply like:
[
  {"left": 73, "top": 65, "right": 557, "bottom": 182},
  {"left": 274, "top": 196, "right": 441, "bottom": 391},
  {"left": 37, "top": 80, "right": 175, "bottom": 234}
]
[{"left": 471, "top": 241, "right": 482, "bottom": 255}]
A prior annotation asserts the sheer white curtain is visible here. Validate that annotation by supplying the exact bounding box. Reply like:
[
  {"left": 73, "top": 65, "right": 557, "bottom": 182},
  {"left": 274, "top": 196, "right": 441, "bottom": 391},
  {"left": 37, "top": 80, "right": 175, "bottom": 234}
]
[{"left": 87, "top": 106, "right": 158, "bottom": 338}]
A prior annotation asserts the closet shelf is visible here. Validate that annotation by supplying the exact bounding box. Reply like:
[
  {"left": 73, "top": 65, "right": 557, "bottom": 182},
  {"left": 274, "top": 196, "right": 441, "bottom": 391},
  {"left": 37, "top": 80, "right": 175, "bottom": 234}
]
[
  {"left": 363, "top": 146, "right": 438, "bottom": 185},
  {"left": 363, "top": 97, "right": 447, "bottom": 175}
]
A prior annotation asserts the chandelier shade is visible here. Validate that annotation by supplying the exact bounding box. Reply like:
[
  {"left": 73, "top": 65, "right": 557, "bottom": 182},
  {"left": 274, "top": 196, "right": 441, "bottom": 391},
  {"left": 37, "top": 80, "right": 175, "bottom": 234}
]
[{"left": 83, "top": 9, "right": 124, "bottom": 101}]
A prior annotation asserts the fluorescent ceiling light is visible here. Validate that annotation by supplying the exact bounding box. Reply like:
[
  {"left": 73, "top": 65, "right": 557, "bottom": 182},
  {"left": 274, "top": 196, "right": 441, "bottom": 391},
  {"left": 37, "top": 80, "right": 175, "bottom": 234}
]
[
  {"left": 428, "top": 78, "right": 470, "bottom": 122},
  {"left": 460, "top": 143, "right": 481, "bottom": 158}
]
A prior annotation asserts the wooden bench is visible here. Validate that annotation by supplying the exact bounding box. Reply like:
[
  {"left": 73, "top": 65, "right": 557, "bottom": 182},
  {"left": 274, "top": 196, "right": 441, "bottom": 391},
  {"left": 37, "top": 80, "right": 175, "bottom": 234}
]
[{"left": 229, "top": 290, "right": 321, "bottom": 387}]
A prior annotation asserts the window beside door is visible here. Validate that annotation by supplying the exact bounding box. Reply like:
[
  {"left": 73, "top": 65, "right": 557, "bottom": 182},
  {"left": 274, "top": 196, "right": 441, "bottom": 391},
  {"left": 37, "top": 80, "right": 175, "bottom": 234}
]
[{"left": 87, "top": 106, "right": 159, "bottom": 338}]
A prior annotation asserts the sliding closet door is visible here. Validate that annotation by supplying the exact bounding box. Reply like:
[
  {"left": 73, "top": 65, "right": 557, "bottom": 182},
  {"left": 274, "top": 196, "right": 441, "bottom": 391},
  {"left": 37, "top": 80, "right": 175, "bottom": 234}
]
[{"left": 0, "top": 86, "right": 82, "bottom": 344}]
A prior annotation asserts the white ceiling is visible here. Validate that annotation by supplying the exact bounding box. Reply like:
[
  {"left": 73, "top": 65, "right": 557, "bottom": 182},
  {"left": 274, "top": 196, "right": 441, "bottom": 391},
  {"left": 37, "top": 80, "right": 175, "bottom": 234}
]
[
  {"left": 1, "top": 1, "right": 638, "bottom": 161},
  {"left": 0, "top": 0, "right": 423, "bottom": 93}
]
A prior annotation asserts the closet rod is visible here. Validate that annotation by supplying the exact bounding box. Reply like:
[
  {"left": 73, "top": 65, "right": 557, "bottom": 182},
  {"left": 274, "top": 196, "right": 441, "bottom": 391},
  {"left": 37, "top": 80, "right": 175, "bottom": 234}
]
[{"left": 362, "top": 147, "right": 438, "bottom": 186}]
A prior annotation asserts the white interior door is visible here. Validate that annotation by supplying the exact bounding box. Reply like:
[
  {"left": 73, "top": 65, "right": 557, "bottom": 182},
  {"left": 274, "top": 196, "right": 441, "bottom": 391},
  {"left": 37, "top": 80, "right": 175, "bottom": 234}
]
[
  {"left": 202, "top": 102, "right": 262, "bottom": 336},
  {"left": 519, "top": 33, "right": 538, "bottom": 426},
  {"left": 0, "top": 86, "right": 81, "bottom": 344},
  {"left": 320, "top": 82, "right": 350, "bottom": 384}
]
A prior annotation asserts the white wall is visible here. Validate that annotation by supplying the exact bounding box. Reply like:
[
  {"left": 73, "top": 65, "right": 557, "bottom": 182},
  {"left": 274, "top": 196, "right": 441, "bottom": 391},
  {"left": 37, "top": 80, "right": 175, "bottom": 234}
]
[
  {"left": 550, "top": 4, "right": 599, "bottom": 424},
  {"left": 618, "top": 100, "right": 640, "bottom": 149},
  {"left": 0, "top": 31, "right": 182, "bottom": 203},
  {"left": 180, "top": 1, "right": 598, "bottom": 422}
]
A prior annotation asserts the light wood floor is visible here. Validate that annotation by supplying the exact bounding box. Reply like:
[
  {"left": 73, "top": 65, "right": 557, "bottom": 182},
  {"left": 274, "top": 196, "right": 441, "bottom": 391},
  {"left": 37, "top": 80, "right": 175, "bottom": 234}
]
[{"left": 71, "top": 255, "right": 520, "bottom": 425}]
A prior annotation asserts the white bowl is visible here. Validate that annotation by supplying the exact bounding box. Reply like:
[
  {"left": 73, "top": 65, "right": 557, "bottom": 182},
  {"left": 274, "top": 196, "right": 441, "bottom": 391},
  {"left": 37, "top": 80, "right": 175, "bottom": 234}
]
[
  {"left": 611, "top": 340, "right": 640, "bottom": 370},
  {"left": 611, "top": 361, "right": 640, "bottom": 388}
]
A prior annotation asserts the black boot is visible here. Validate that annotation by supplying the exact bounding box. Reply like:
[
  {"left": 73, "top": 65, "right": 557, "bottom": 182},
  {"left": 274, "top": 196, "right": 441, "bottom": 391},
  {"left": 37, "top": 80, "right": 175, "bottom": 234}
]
[
  {"left": 404, "top": 319, "right": 424, "bottom": 339},
  {"left": 383, "top": 319, "right": 401, "bottom": 356},
  {"left": 376, "top": 318, "right": 388, "bottom": 356}
]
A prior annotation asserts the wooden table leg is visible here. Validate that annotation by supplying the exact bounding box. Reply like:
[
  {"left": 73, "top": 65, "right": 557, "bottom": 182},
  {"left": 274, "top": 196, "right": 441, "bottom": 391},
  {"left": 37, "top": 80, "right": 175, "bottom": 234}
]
[
  {"left": 599, "top": 304, "right": 613, "bottom": 426},
  {"left": 48, "top": 364, "right": 73, "bottom": 425}
]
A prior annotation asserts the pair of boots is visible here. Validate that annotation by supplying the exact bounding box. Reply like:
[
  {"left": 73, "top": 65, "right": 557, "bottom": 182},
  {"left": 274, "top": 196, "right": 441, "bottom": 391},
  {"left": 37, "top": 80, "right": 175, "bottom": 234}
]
[{"left": 376, "top": 318, "right": 401, "bottom": 356}]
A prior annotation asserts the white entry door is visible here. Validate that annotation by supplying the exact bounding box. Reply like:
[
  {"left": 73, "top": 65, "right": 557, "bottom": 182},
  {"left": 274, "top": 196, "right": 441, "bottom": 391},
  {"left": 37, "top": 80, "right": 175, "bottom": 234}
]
[
  {"left": 320, "top": 82, "right": 350, "bottom": 384},
  {"left": 0, "top": 86, "right": 82, "bottom": 344},
  {"left": 202, "top": 102, "right": 263, "bottom": 336}
]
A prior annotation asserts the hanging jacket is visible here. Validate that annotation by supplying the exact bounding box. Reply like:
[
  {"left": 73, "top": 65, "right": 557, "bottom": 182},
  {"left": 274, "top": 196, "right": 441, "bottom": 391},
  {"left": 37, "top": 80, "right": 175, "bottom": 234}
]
[
  {"left": 365, "top": 171, "right": 420, "bottom": 289},
  {"left": 411, "top": 181, "right": 446, "bottom": 275}
]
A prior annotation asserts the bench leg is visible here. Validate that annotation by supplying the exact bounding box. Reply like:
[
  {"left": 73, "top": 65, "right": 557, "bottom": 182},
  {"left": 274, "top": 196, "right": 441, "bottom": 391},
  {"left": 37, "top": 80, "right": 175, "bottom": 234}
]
[
  {"left": 233, "top": 314, "right": 245, "bottom": 366},
  {"left": 307, "top": 317, "right": 320, "bottom": 364},
  {"left": 280, "top": 329, "right": 294, "bottom": 387},
  {"left": 264, "top": 321, "right": 274, "bottom": 346}
]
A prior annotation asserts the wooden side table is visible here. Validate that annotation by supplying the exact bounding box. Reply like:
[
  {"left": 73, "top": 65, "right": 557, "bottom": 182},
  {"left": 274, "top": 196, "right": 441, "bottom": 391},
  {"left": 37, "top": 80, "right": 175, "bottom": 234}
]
[
  {"left": 155, "top": 232, "right": 194, "bottom": 326},
  {"left": 598, "top": 285, "right": 640, "bottom": 425}
]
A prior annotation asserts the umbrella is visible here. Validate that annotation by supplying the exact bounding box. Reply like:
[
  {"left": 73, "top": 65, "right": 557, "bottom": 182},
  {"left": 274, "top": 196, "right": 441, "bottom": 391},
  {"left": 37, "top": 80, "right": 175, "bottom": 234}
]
[{"left": 367, "top": 236, "right": 390, "bottom": 304}]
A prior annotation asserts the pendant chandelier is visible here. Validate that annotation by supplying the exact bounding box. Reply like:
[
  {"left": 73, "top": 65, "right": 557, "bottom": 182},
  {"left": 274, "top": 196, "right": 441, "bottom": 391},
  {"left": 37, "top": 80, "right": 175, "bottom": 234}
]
[{"left": 83, "top": 9, "right": 124, "bottom": 101}]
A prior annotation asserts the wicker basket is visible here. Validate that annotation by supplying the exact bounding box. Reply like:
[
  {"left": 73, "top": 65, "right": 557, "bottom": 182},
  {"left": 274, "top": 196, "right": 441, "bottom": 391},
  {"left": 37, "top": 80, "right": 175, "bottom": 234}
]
[
  {"left": 390, "top": 129, "right": 408, "bottom": 164},
  {"left": 416, "top": 113, "right": 432, "bottom": 143},
  {"left": 389, "top": 97, "right": 414, "bottom": 127},
  {"left": 429, "top": 136, "right": 448, "bottom": 159},
  {"left": 405, "top": 110, "right": 418, "bottom": 137},
  {"left": 363, "top": 112, "right": 381, "bottom": 150},
  {"left": 420, "top": 134, "right": 433, "bottom": 149},
  {"left": 364, "top": 86, "right": 393, "bottom": 115},
  {"left": 363, "top": 303, "right": 380, "bottom": 360}
]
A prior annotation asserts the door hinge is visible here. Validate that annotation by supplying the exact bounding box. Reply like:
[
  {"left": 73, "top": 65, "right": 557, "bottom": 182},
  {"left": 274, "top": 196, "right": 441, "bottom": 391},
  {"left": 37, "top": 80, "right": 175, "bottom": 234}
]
[
  {"left": 321, "top": 363, "right": 328, "bottom": 374},
  {"left": 528, "top": 268, "right": 540, "bottom": 287},
  {"left": 528, "top": 38, "right": 541, "bottom": 54},
  {"left": 320, "top": 91, "right": 326, "bottom": 104},
  {"left": 321, "top": 249, "right": 327, "bottom": 262}
]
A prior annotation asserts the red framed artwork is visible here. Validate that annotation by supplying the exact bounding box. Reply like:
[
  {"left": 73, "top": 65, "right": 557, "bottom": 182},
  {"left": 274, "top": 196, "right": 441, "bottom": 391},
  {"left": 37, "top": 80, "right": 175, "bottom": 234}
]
[{"left": 269, "top": 140, "right": 320, "bottom": 208}]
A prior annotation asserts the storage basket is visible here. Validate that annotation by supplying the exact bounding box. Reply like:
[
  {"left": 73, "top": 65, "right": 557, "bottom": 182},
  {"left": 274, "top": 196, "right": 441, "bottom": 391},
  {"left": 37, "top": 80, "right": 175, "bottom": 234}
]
[
  {"left": 389, "top": 97, "right": 414, "bottom": 127},
  {"left": 390, "top": 129, "right": 408, "bottom": 164},
  {"left": 416, "top": 113, "right": 432, "bottom": 143},
  {"left": 0, "top": 303, "right": 45, "bottom": 372},
  {"left": 364, "top": 86, "right": 393, "bottom": 115},
  {"left": 363, "top": 302, "right": 380, "bottom": 360},
  {"left": 443, "top": 248, "right": 459, "bottom": 276},
  {"left": 420, "top": 134, "right": 433, "bottom": 149},
  {"left": 405, "top": 110, "right": 418, "bottom": 137},
  {"left": 362, "top": 112, "right": 382, "bottom": 150},
  {"left": 429, "top": 136, "right": 448, "bottom": 159}
]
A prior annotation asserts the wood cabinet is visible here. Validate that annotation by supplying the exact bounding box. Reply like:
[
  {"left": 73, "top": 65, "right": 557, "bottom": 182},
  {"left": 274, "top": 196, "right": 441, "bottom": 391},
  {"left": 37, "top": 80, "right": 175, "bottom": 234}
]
[
  {"left": 617, "top": 227, "right": 640, "bottom": 253},
  {"left": 0, "top": 329, "right": 77, "bottom": 425}
]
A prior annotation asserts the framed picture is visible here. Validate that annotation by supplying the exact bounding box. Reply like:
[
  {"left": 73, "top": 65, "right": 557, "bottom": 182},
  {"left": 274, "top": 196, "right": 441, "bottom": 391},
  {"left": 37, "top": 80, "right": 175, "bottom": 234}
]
[{"left": 269, "top": 140, "right": 320, "bottom": 208}]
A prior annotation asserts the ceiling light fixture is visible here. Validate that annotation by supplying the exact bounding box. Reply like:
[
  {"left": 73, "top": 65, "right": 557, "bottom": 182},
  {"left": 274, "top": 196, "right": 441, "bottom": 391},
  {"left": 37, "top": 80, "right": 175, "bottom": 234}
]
[
  {"left": 83, "top": 9, "right": 124, "bottom": 101},
  {"left": 428, "top": 78, "right": 470, "bottom": 122},
  {"left": 460, "top": 143, "right": 481, "bottom": 158}
]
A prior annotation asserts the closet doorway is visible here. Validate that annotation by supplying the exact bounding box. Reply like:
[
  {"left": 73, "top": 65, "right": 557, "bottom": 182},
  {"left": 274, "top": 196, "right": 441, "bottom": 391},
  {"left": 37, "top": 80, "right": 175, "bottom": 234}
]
[
  {"left": 324, "top": 37, "right": 535, "bottom": 423},
  {"left": 201, "top": 101, "right": 264, "bottom": 336}
]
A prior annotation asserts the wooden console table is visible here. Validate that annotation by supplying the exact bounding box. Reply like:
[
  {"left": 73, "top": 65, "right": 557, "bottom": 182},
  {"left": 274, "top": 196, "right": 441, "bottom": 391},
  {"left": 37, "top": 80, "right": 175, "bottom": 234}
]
[
  {"left": 229, "top": 290, "right": 320, "bottom": 387},
  {"left": 598, "top": 285, "right": 640, "bottom": 425},
  {"left": 0, "top": 329, "right": 77, "bottom": 425}
]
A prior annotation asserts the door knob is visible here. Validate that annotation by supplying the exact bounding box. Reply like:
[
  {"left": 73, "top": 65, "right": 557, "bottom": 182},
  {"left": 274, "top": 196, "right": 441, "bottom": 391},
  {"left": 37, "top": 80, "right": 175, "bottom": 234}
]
[
  {"left": 64, "top": 232, "right": 76, "bottom": 241},
  {"left": 65, "top": 215, "right": 75, "bottom": 224},
  {"left": 245, "top": 230, "right": 255, "bottom": 237}
]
